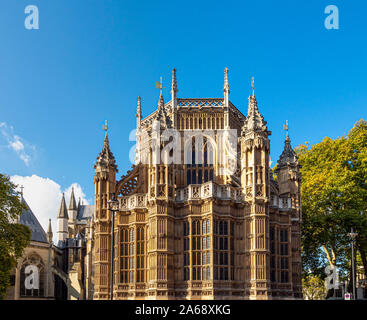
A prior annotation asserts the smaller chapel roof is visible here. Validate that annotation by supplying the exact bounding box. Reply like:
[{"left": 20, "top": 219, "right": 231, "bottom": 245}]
[{"left": 19, "top": 197, "right": 48, "bottom": 243}]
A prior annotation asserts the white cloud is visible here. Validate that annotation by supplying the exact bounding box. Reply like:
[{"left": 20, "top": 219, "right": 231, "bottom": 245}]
[
  {"left": 0, "top": 122, "right": 35, "bottom": 166},
  {"left": 10, "top": 175, "right": 90, "bottom": 244},
  {"left": 10, "top": 136, "right": 25, "bottom": 152},
  {"left": 64, "top": 183, "right": 89, "bottom": 206}
]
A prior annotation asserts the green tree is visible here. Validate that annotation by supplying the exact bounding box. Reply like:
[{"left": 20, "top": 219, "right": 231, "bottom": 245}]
[
  {"left": 302, "top": 275, "right": 327, "bottom": 300},
  {"left": 296, "top": 120, "right": 367, "bottom": 285},
  {"left": 0, "top": 174, "right": 31, "bottom": 299}
]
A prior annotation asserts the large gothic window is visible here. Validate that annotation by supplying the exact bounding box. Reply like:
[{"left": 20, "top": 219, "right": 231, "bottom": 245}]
[
  {"left": 19, "top": 253, "right": 45, "bottom": 297},
  {"left": 182, "top": 219, "right": 211, "bottom": 281},
  {"left": 185, "top": 136, "right": 215, "bottom": 186},
  {"left": 136, "top": 227, "right": 145, "bottom": 283},
  {"left": 183, "top": 222, "right": 190, "bottom": 281},
  {"left": 192, "top": 220, "right": 201, "bottom": 280},
  {"left": 270, "top": 227, "right": 276, "bottom": 282},
  {"left": 119, "top": 227, "right": 145, "bottom": 284},
  {"left": 213, "top": 220, "right": 234, "bottom": 281},
  {"left": 279, "top": 229, "right": 289, "bottom": 283},
  {"left": 120, "top": 228, "right": 129, "bottom": 283}
]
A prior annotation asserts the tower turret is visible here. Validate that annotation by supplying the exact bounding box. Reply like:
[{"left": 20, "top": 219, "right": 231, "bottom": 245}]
[
  {"left": 240, "top": 77, "right": 272, "bottom": 300},
  {"left": 93, "top": 126, "right": 118, "bottom": 299},
  {"left": 94, "top": 129, "right": 118, "bottom": 220},
  {"left": 275, "top": 122, "right": 300, "bottom": 195},
  {"left": 275, "top": 122, "right": 303, "bottom": 298}
]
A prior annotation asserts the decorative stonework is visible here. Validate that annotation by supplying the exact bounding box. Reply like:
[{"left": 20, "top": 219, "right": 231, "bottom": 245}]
[{"left": 91, "top": 68, "right": 303, "bottom": 301}]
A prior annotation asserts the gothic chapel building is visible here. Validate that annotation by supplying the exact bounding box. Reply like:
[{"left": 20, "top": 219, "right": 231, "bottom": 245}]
[{"left": 92, "top": 68, "right": 302, "bottom": 300}]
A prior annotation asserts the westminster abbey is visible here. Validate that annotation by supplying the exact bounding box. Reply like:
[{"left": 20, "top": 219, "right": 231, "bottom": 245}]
[{"left": 89, "top": 68, "right": 302, "bottom": 300}]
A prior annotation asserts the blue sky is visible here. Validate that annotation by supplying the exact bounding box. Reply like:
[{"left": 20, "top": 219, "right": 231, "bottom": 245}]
[{"left": 1, "top": 0, "right": 367, "bottom": 203}]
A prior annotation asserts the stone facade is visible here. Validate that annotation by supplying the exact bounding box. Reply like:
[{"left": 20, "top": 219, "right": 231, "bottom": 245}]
[
  {"left": 56, "top": 189, "right": 95, "bottom": 300},
  {"left": 92, "top": 68, "right": 303, "bottom": 300}
]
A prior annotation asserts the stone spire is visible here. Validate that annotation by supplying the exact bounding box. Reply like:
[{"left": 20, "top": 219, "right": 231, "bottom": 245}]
[
  {"left": 68, "top": 187, "right": 77, "bottom": 210},
  {"left": 47, "top": 219, "right": 53, "bottom": 244},
  {"left": 242, "top": 77, "right": 269, "bottom": 134},
  {"left": 57, "top": 193, "right": 68, "bottom": 243},
  {"left": 136, "top": 96, "right": 142, "bottom": 129},
  {"left": 95, "top": 132, "right": 117, "bottom": 170},
  {"left": 277, "top": 132, "right": 298, "bottom": 167},
  {"left": 223, "top": 67, "right": 230, "bottom": 107},
  {"left": 57, "top": 193, "right": 68, "bottom": 219}
]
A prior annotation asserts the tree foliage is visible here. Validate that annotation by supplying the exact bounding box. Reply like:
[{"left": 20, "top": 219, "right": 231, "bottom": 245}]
[
  {"left": 296, "top": 120, "right": 367, "bottom": 283},
  {"left": 302, "top": 274, "right": 327, "bottom": 300},
  {"left": 0, "top": 174, "right": 31, "bottom": 299}
]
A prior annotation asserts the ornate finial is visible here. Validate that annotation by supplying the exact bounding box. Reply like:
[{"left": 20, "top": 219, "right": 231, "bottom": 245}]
[
  {"left": 102, "top": 120, "right": 108, "bottom": 135},
  {"left": 251, "top": 77, "right": 255, "bottom": 96},
  {"left": 155, "top": 77, "right": 165, "bottom": 95},
  {"left": 283, "top": 120, "right": 289, "bottom": 138},
  {"left": 20, "top": 185, "right": 24, "bottom": 196}
]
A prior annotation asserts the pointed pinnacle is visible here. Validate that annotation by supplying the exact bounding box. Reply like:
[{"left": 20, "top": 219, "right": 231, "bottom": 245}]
[
  {"left": 171, "top": 68, "right": 177, "bottom": 92},
  {"left": 224, "top": 67, "right": 229, "bottom": 91},
  {"left": 58, "top": 193, "right": 68, "bottom": 219}
]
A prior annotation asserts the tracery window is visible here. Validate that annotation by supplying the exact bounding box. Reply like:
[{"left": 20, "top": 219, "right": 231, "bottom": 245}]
[
  {"left": 192, "top": 220, "right": 201, "bottom": 280},
  {"left": 129, "top": 229, "right": 135, "bottom": 283},
  {"left": 270, "top": 227, "right": 276, "bottom": 282},
  {"left": 20, "top": 253, "right": 45, "bottom": 297},
  {"left": 120, "top": 228, "right": 129, "bottom": 283},
  {"left": 183, "top": 221, "right": 190, "bottom": 280},
  {"left": 186, "top": 137, "right": 214, "bottom": 186},
  {"left": 120, "top": 227, "right": 138, "bottom": 283},
  {"left": 182, "top": 219, "right": 212, "bottom": 281},
  {"left": 213, "top": 220, "right": 233, "bottom": 280},
  {"left": 279, "top": 229, "right": 289, "bottom": 283},
  {"left": 202, "top": 220, "right": 211, "bottom": 280},
  {"left": 136, "top": 227, "right": 145, "bottom": 282}
]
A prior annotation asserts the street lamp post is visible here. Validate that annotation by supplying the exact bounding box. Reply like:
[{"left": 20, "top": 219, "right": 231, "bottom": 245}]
[
  {"left": 348, "top": 227, "right": 358, "bottom": 300},
  {"left": 108, "top": 194, "right": 119, "bottom": 301}
]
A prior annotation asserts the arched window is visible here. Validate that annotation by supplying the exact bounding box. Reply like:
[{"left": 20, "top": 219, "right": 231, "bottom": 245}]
[
  {"left": 185, "top": 136, "right": 215, "bottom": 186},
  {"left": 20, "top": 253, "right": 45, "bottom": 297},
  {"left": 213, "top": 220, "right": 233, "bottom": 281},
  {"left": 136, "top": 227, "right": 145, "bottom": 283}
]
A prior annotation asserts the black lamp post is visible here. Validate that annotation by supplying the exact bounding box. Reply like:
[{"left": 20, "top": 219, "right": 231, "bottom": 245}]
[
  {"left": 348, "top": 227, "right": 358, "bottom": 300},
  {"left": 108, "top": 194, "right": 119, "bottom": 301}
]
